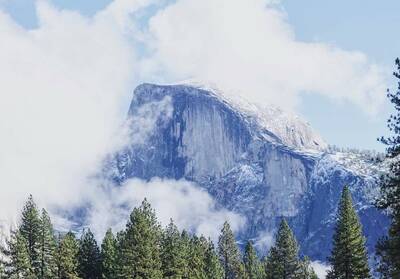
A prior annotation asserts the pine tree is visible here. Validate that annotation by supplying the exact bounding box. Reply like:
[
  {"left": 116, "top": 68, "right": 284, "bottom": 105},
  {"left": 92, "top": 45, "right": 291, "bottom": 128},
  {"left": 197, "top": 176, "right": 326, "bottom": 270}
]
[
  {"left": 376, "top": 57, "right": 400, "bottom": 278},
  {"left": 188, "top": 235, "right": 208, "bottom": 279},
  {"left": 19, "top": 195, "right": 41, "bottom": 276},
  {"left": 264, "top": 219, "right": 300, "bottom": 279},
  {"left": 78, "top": 229, "right": 101, "bottom": 279},
  {"left": 204, "top": 238, "right": 224, "bottom": 279},
  {"left": 101, "top": 229, "right": 118, "bottom": 279},
  {"left": 120, "top": 199, "right": 162, "bottom": 279},
  {"left": 180, "top": 230, "right": 191, "bottom": 278},
  {"left": 56, "top": 232, "right": 80, "bottom": 279},
  {"left": 327, "top": 186, "right": 371, "bottom": 279},
  {"left": 298, "top": 257, "right": 318, "bottom": 279},
  {"left": 2, "top": 230, "right": 36, "bottom": 279},
  {"left": 38, "top": 209, "right": 57, "bottom": 279},
  {"left": 218, "top": 221, "right": 244, "bottom": 279},
  {"left": 0, "top": 260, "right": 4, "bottom": 279},
  {"left": 0, "top": 261, "right": 5, "bottom": 279},
  {"left": 243, "top": 241, "right": 263, "bottom": 279},
  {"left": 160, "top": 220, "right": 186, "bottom": 278},
  {"left": 114, "top": 230, "right": 127, "bottom": 278}
]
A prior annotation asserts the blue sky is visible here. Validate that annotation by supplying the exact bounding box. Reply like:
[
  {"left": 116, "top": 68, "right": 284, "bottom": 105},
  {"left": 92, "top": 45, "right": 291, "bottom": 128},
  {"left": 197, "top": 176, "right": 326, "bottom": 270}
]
[
  {"left": 1, "top": 0, "right": 399, "bottom": 151},
  {"left": 282, "top": 0, "right": 400, "bottom": 151}
]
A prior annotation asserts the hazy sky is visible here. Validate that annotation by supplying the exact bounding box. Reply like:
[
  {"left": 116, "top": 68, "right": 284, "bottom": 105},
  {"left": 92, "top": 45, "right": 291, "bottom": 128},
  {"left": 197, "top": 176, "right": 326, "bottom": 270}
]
[{"left": 1, "top": 0, "right": 399, "bottom": 151}]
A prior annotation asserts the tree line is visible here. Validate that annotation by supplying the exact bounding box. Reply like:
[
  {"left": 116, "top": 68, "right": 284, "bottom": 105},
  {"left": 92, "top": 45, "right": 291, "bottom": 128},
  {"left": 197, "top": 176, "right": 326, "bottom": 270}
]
[{"left": 0, "top": 183, "right": 371, "bottom": 279}]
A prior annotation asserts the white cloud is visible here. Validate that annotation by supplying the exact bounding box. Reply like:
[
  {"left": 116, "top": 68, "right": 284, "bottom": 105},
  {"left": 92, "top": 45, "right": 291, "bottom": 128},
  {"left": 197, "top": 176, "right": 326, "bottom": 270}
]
[
  {"left": 311, "top": 261, "right": 330, "bottom": 279},
  {"left": 254, "top": 230, "right": 275, "bottom": 253},
  {"left": 143, "top": 0, "right": 387, "bottom": 113},
  {"left": 0, "top": 0, "right": 389, "bottom": 239},
  {"left": 0, "top": 0, "right": 139, "bottom": 221},
  {"left": 85, "top": 178, "right": 245, "bottom": 241}
]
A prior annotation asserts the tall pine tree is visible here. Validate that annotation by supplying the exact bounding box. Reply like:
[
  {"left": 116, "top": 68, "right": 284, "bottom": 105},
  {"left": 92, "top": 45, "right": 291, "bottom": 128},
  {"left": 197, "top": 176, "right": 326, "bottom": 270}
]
[
  {"left": 19, "top": 195, "right": 41, "bottom": 276},
  {"left": 160, "top": 220, "right": 186, "bottom": 278},
  {"left": 327, "top": 186, "right": 371, "bottom": 279},
  {"left": 38, "top": 209, "right": 57, "bottom": 279},
  {"left": 101, "top": 229, "right": 118, "bottom": 279},
  {"left": 298, "top": 257, "right": 318, "bottom": 279},
  {"left": 218, "top": 221, "right": 244, "bottom": 279},
  {"left": 376, "top": 57, "right": 400, "bottom": 278},
  {"left": 264, "top": 219, "right": 300, "bottom": 279},
  {"left": 78, "top": 229, "right": 101, "bottom": 279},
  {"left": 243, "top": 241, "right": 263, "bottom": 279},
  {"left": 2, "top": 230, "right": 35, "bottom": 279},
  {"left": 204, "top": 238, "right": 224, "bottom": 279},
  {"left": 120, "top": 199, "right": 162, "bottom": 279},
  {"left": 180, "top": 230, "right": 191, "bottom": 278},
  {"left": 56, "top": 232, "right": 80, "bottom": 279},
  {"left": 188, "top": 235, "right": 208, "bottom": 279}
]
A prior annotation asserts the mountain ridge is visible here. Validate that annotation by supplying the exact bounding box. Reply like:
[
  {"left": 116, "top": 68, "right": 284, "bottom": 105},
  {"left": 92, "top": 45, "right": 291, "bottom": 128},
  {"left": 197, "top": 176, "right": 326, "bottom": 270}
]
[{"left": 108, "top": 83, "right": 389, "bottom": 262}]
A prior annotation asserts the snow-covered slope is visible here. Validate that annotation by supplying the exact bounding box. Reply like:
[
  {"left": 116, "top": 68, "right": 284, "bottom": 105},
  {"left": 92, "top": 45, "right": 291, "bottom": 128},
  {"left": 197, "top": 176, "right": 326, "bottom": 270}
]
[{"left": 107, "top": 83, "right": 388, "bottom": 261}]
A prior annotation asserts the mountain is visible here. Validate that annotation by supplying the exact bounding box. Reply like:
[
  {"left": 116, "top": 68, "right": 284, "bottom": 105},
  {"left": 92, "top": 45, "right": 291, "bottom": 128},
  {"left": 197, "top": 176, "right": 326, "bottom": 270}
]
[{"left": 106, "top": 83, "right": 389, "bottom": 261}]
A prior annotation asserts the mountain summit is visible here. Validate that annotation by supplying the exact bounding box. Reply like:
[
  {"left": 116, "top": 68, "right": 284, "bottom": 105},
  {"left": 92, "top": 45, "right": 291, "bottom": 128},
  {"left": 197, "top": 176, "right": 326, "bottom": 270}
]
[{"left": 108, "top": 83, "right": 388, "bottom": 261}]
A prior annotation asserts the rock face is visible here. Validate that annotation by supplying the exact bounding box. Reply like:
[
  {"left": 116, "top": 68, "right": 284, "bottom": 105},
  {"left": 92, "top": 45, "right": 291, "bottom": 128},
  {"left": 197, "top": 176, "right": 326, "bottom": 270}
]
[{"left": 108, "top": 83, "right": 388, "bottom": 261}]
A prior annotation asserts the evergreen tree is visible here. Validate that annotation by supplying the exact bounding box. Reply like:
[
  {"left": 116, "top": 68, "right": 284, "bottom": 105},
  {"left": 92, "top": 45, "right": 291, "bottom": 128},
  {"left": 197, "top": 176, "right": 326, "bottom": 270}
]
[
  {"left": 114, "top": 230, "right": 127, "bottom": 278},
  {"left": 56, "top": 232, "right": 80, "bottom": 279},
  {"left": 376, "top": 57, "right": 400, "bottom": 278},
  {"left": 160, "top": 220, "right": 186, "bottom": 278},
  {"left": 19, "top": 195, "right": 41, "bottom": 276},
  {"left": 327, "top": 186, "right": 371, "bottom": 279},
  {"left": 120, "top": 199, "right": 162, "bottom": 279},
  {"left": 38, "top": 209, "right": 57, "bottom": 279},
  {"left": 188, "top": 235, "right": 208, "bottom": 279},
  {"left": 180, "top": 230, "right": 191, "bottom": 278},
  {"left": 101, "top": 229, "right": 118, "bottom": 279},
  {"left": 218, "top": 221, "right": 244, "bottom": 279},
  {"left": 78, "top": 229, "right": 101, "bottom": 279},
  {"left": 298, "top": 257, "right": 318, "bottom": 279},
  {"left": 0, "top": 261, "right": 4, "bottom": 279},
  {"left": 204, "top": 238, "right": 224, "bottom": 279},
  {"left": 243, "top": 241, "right": 263, "bottom": 279},
  {"left": 0, "top": 261, "right": 5, "bottom": 279},
  {"left": 264, "top": 219, "right": 300, "bottom": 279},
  {"left": 2, "top": 230, "right": 35, "bottom": 279}
]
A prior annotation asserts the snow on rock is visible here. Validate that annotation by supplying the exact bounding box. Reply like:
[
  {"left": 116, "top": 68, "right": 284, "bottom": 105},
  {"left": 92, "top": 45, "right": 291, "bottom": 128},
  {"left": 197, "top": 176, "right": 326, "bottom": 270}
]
[{"left": 107, "top": 83, "right": 389, "bottom": 263}]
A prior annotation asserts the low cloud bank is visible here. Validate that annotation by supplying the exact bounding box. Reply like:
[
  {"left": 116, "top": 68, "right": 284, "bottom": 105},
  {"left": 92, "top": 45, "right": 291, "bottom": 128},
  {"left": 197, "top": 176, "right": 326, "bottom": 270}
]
[{"left": 84, "top": 178, "right": 245, "bottom": 242}]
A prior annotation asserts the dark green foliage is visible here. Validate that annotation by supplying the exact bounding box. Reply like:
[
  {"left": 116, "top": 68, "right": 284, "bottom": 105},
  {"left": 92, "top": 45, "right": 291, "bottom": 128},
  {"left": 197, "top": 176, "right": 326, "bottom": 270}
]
[
  {"left": 19, "top": 195, "right": 41, "bottom": 276},
  {"left": 298, "top": 257, "right": 318, "bottom": 279},
  {"left": 204, "top": 238, "right": 224, "bottom": 279},
  {"left": 0, "top": 261, "right": 5, "bottom": 279},
  {"left": 114, "top": 230, "right": 126, "bottom": 278},
  {"left": 101, "top": 229, "right": 118, "bottom": 279},
  {"left": 120, "top": 198, "right": 162, "bottom": 279},
  {"left": 56, "top": 232, "right": 80, "bottom": 279},
  {"left": 327, "top": 186, "right": 371, "bottom": 279},
  {"left": 264, "top": 219, "right": 300, "bottom": 279},
  {"left": 243, "top": 241, "right": 263, "bottom": 279},
  {"left": 39, "top": 209, "right": 57, "bottom": 279},
  {"left": 179, "top": 230, "right": 191, "bottom": 278},
  {"left": 188, "top": 235, "right": 208, "bottom": 279},
  {"left": 0, "top": 196, "right": 58, "bottom": 279},
  {"left": 376, "top": 58, "right": 400, "bottom": 278},
  {"left": 78, "top": 229, "right": 101, "bottom": 279},
  {"left": 160, "top": 220, "right": 187, "bottom": 278},
  {"left": 0, "top": 196, "right": 325, "bottom": 279},
  {"left": 3, "top": 230, "right": 35, "bottom": 278},
  {"left": 218, "top": 221, "right": 244, "bottom": 279}
]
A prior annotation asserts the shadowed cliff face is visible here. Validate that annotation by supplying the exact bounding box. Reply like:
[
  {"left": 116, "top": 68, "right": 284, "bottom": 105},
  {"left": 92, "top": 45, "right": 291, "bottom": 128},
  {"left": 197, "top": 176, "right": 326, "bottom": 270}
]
[{"left": 108, "top": 83, "right": 388, "bottom": 261}]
